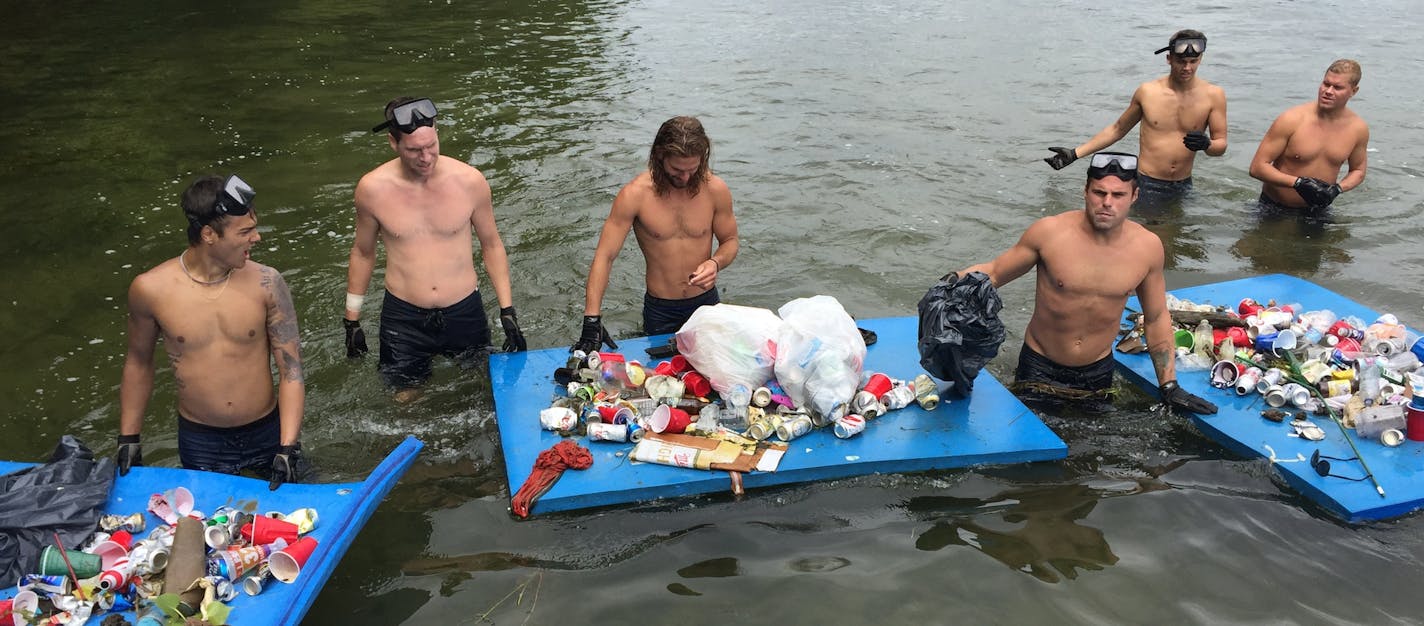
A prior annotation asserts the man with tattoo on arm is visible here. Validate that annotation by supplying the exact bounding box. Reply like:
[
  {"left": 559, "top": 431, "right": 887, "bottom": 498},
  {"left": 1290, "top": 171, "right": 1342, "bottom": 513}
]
[
  {"left": 117, "top": 175, "right": 308, "bottom": 489},
  {"left": 958, "top": 153, "right": 1215, "bottom": 415}
]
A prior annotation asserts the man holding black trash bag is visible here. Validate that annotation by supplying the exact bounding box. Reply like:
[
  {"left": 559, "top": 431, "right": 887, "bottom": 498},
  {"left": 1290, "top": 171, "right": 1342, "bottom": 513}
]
[{"left": 955, "top": 152, "right": 1216, "bottom": 415}]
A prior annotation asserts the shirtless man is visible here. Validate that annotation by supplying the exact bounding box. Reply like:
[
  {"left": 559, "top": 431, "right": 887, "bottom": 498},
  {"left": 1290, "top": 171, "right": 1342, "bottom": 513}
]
[
  {"left": 344, "top": 97, "right": 525, "bottom": 394},
  {"left": 1044, "top": 30, "right": 1227, "bottom": 208},
  {"left": 1249, "top": 59, "right": 1369, "bottom": 212},
  {"left": 118, "top": 175, "right": 307, "bottom": 489},
  {"left": 961, "top": 153, "right": 1215, "bottom": 414},
  {"left": 571, "top": 116, "right": 739, "bottom": 351}
]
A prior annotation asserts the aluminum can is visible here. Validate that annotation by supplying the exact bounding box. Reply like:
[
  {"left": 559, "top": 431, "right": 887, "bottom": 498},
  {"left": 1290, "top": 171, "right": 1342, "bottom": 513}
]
[
  {"left": 746, "top": 413, "right": 782, "bottom": 441},
  {"left": 912, "top": 374, "right": 941, "bottom": 411},
  {"left": 751, "top": 386, "right": 773, "bottom": 408},
  {"left": 882, "top": 384, "right": 916, "bottom": 410},
  {"left": 539, "top": 407, "right": 578, "bottom": 431},
  {"left": 833, "top": 414, "right": 866, "bottom": 439},
  {"left": 775, "top": 415, "right": 814, "bottom": 441},
  {"left": 587, "top": 422, "right": 629, "bottom": 442},
  {"left": 99, "top": 512, "right": 146, "bottom": 534}
]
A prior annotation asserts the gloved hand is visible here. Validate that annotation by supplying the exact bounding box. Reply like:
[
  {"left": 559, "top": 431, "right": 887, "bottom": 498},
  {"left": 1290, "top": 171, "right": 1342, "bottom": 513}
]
[
  {"left": 269, "top": 443, "right": 302, "bottom": 491},
  {"left": 1293, "top": 177, "right": 1338, "bottom": 207},
  {"left": 343, "top": 318, "right": 369, "bottom": 358},
  {"left": 571, "top": 315, "right": 618, "bottom": 353},
  {"left": 500, "top": 306, "right": 527, "bottom": 352},
  {"left": 116, "top": 433, "right": 143, "bottom": 476},
  {"left": 1043, "top": 147, "right": 1078, "bottom": 170},
  {"left": 1160, "top": 381, "right": 1218, "bottom": 415},
  {"left": 1183, "top": 130, "right": 1211, "bottom": 151}
]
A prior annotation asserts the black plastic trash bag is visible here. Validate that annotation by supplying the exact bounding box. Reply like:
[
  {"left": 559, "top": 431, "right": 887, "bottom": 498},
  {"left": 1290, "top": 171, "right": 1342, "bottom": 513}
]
[
  {"left": 917, "top": 271, "right": 1006, "bottom": 397},
  {"left": 0, "top": 435, "right": 114, "bottom": 587}
]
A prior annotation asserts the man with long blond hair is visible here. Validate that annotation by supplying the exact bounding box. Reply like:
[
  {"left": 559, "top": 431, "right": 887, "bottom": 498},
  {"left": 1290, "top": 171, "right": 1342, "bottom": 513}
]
[{"left": 572, "top": 116, "right": 739, "bottom": 351}]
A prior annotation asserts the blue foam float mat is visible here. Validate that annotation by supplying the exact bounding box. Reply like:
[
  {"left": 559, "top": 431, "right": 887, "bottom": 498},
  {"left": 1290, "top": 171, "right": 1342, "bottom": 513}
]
[
  {"left": 491, "top": 315, "right": 1067, "bottom": 516},
  {"left": 1115, "top": 273, "right": 1424, "bottom": 522},
  {"left": 0, "top": 435, "right": 423, "bottom": 625}
]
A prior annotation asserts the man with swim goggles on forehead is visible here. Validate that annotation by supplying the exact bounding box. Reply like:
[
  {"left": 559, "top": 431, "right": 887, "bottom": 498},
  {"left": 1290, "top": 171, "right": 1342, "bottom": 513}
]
[
  {"left": 344, "top": 97, "right": 526, "bottom": 399},
  {"left": 117, "top": 175, "right": 309, "bottom": 489},
  {"left": 1249, "top": 59, "right": 1369, "bottom": 213},
  {"left": 1043, "top": 30, "right": 1227, "bottom": 210},
  {"left": 955, "top": 152, "right": 1215, "bottom": 416}
]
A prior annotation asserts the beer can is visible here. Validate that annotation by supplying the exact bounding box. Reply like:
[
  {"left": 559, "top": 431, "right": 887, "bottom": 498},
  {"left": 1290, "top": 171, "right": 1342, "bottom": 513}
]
[
  {"left": 99, "top": 512, "right": 146, "bottom": 534},
  {"left": 882, "top": 384, "right": 916, "bottom": 410},
  {"left": 833, "top": 414, "right": 867, "bottom": 439},
  {"left": 18, "top": 574, "right": 71, "bottom": 595},
  {"left": 746, "top": 413, "right": 780, "bottom": 441},
  {"left": 588, "top": 422, "right": 629, "bottom": 442},
  {"left": 912, "top": 374, "right": 941, "bottom": 411},
  {"left": 580, "top": 403, "right": 603, "bottom": 424},
  {"left": 851, "top": 390, "right": 879, "bottom": 416},
  {"left": 775, "top": 415, "right": 814, "bottom": 442},
  {"left": 627, "top": 419, "right": 646, "bottom": 443},
  {"left": 566, "top": 350, "right": 588, "bottom": 370},
  {"left": 751, "top": 386, "right": 772, "bottom": 408},
  {"left": 539, "top": 407, "right": 578, "bottom": 431}
]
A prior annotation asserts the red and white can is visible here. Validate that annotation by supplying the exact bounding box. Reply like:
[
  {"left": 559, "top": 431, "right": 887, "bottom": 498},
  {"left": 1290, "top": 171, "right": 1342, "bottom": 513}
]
[
  {"left": 539, "top": 407, "right": 578, "bottom": 431},
  {"left": 833, "top": 414, "right": 866, "bottom": 439},
  {"left": 587, "top": 422, "right": 629, "bottom": 442}
]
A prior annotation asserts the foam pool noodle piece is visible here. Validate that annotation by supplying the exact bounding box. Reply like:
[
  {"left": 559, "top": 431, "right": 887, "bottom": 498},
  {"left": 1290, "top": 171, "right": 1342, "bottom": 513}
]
[{"left": 165, "top": 516, "right": 207, "bottom": 609}]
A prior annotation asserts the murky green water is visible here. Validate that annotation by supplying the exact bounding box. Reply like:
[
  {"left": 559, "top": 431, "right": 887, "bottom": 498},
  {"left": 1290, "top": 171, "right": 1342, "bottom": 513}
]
[{"left": 4, "top": 0, "right": 1424, "bottom": 623}]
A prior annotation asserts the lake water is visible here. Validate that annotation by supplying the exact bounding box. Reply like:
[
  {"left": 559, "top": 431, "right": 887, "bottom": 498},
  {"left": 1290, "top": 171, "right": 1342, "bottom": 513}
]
[{"left": 4, "top": 0, "right": 1424, "bottom": 623}]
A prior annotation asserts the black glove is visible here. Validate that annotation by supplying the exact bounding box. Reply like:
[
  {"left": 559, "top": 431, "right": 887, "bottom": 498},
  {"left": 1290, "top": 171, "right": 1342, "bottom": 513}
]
[
  {"left": 1160, "top": 381, "right": 1218, "bottom": 415},
  {"left": 116, "top": 433, "right": 143, "bottom": 476},
  {"left": 1183, "top": 130, "right": 1211, "bottom": 151},
  {"left": 1043, "top": 147, "right": 1077, "bottom": 170},
  {"left": 1293, "top": 177, "right": 1337, "bottom": 207},
  {"left": 500, "top": 306, "right": 527, "bottom": 353},
  {"left": 269, "top": 443, "right": 302, "bottom": 491},
  {"left": 571, "top": 315, "right": 618, "bottom": 353},
  {"left": 343, "top": 318, "right": 369, "bottom": 358}
]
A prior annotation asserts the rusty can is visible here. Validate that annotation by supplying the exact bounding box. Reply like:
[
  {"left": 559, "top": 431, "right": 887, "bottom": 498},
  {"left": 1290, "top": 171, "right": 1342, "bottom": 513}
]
[
  {"left": 775, "top": 415, "right": 814, "bottom": 441},
  {"left": 587, "top": 422, "right": 629, "bottom": 442},
  {"left": 912, "top": 374, "right": 940, "bottom": 411}
]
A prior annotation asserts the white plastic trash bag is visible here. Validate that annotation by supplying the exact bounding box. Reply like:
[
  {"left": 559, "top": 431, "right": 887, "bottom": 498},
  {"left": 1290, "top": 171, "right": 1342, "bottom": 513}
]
[
  {"left": 774, "top": 295, "right": 866, "bottom": 419},
  {"left": 674, "top": 304, "right": 781, "bottom": 396}
]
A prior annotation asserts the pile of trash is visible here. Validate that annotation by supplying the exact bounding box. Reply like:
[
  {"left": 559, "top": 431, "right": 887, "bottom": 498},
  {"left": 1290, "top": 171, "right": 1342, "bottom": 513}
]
[
  {"left": 1124, "top": 295, "right": 1424, "bottom": 444},
  {"left": 3, "top": 482, "right": 319, "bottom": 626},
  {"left": 542, "top": 296, "right": 942, "bottom": 469}
]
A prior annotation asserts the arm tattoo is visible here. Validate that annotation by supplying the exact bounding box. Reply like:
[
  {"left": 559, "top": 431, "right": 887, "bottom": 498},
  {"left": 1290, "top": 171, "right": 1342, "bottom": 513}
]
[
  {"left": 263, "top": 267, "right": 305, "bottom": 382},
  {"left": 1149, "top": 347, "right": 1173, "bottom": 378}
]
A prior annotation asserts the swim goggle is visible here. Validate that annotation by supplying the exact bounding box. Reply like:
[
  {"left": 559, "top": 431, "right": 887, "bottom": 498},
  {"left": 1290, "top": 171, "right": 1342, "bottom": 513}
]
[
  {"left": 371, "top": 98, "right": 438, "bottom": 134},
  {"left": 1154, "top": 36, "right": 1206, "bottom": 57},
  {"left": 214, "top": 174, "right": 256, "bottom": 217},
  {"left": 1086, "top": 152, "right": 1138, "bottom": 181}
]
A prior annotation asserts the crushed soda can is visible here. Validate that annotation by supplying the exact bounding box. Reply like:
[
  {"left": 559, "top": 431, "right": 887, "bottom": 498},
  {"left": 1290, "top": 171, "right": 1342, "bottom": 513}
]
[
  {"left": 746, "top": 413, "right": 783, "bottom": 441},
  {"left": 18, "top": 573, "right": 71, "bottom": 595},
  {"left": 833, "top": 414, "right": 867, "bottom": 438},
  {"left": 882, "top": 384, "right": 916, "bottom": 410},
  {"left": 540, "top": 407, "right": 578, "bottom": 431},
  {"left": 912, "top": 374, "right": 941, "bottom": 411},
  {"left": 243, "top": 563, "right": 273, "bottom": 596},
  {"left": 100, "top": 512, "right": 146, "bottom": 534}
]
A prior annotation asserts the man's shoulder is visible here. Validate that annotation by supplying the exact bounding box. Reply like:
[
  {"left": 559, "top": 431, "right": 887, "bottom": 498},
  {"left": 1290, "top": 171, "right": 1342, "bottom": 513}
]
[{"left": 130, "top": 259, "right": 178, "bottom": 294}]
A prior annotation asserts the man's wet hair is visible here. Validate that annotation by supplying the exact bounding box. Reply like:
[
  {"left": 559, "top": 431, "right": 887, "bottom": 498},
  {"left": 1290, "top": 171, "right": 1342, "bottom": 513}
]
[
  {"left": 1327, "top": 59, "right": 1362, "bottom": 87},
  {"left": 648, "top": 116, "right": 712, "bottom": 197},
  {"left": 181, "top": 175, "right": 244, "bottom": 245}
]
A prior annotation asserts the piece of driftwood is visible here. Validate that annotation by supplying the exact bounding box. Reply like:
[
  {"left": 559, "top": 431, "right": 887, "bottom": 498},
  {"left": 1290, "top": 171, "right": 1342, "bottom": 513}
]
[{"left": 1169, "top": 309, "right": 1247, "bottom": 328}]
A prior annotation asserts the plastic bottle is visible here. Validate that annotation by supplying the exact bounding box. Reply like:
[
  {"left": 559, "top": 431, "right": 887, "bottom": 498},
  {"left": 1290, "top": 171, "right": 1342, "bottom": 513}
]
[
  {"left": 1193, "top": 320, "right": 1214, "bottom": 362},
  {"left": 1358, "top": 357, "right": 1381, "bottom": 407}
]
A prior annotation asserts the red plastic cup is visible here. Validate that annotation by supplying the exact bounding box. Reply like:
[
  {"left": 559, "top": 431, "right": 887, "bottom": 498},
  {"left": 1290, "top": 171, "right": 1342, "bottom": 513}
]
[
  {"left": 651, "top": 405, "right": 693, "bottom": 434},
  {"left": 680, "top": 371, "right": 711, "bottom": 397},
  {"left": 596, "top": 404, "right": 633, "bottom": 425},
  {"left": 862, "top": 373, "right": 892, "bottom": 400},
  {"left": 1225, "top": 326, "right": 1249, "bottom": 347},
  {"left": 269, "top": 536, "right": 319, "bottom": 584},
  {"left": 653, "top": 361, "right": 677, "bottom": 376},
  {"left": 1238, "top": 298, "right": 1263, "bottom": 316},
  {"left": 1407, "top": 406, "right": 1424, "bottom": 442},
  {"left": 240, "top": 516, "right": 300, "bottom": 546},
  {"left": 669, "top": 355, "right": 691, "bottom": 375}
]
